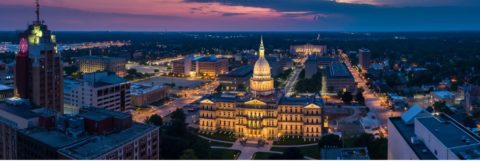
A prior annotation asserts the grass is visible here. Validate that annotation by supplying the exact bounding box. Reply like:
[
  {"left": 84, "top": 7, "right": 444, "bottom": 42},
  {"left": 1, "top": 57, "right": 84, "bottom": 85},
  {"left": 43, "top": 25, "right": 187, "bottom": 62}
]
[
  {"left": 197, "top": 135, "right": 234, "bottom": 147},
  {"left": 209, "top": 148, "right": 241, "bottom": 160},
  {"left": 271, "top": 145, "right": 320, "bottom": 159},
  {"left": 273, "top": 136, "right": 317, "bottom": 145},
  {"left": 252, "top": 152, "right": 278, "bottom": 160},
  {"left": 198, "top": 131, "right": 237, "bottom": 142},
  {"left": 210, "top": 141, "right": 234, "bottom": 147}
]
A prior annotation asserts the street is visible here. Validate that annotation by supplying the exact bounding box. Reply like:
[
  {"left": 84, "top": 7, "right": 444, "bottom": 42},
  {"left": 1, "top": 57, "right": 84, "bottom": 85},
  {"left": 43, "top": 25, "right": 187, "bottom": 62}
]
[
  {"left": 340, "top": 51, "right": 402, "bottom": 130},
  {"left": 132, "top": 81, "right": 219, "bottom": 122},
  {"left": 285, "top": 57, "right": 307, "bottom": 96}
]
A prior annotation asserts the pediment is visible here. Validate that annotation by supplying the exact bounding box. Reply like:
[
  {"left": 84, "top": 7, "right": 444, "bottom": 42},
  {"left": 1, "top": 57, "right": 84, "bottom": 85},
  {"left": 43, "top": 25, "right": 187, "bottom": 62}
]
[
  {"left": 304, "top": 103, "right": 320, "bottom": 109},
  {"left": 200, "top": 99, "right": 214, "bottom": 104},
  {"left": 244, "top": 99, "right": 267, "bottom": 105}
]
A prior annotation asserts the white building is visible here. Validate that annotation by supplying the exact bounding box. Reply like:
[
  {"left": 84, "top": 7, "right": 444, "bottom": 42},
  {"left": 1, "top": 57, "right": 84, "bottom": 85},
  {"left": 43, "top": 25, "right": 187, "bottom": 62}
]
[
  {"left": 64, "top": 72, "right": 131, "bottom": 114},
  {"left": 388, "top": 105, "right": 480, "bottom": 160}
]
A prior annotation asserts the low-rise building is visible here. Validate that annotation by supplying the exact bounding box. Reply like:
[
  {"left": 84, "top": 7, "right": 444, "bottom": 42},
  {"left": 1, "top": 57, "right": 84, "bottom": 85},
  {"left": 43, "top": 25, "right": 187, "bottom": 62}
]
[
  {"left": 199, "top": 94, "right": 324, "bottom": 140},
  {"left": 64, "top": 72, "right": 131, "bottom": 114},
  {"left": 171, "top": 55, "right": 192, "bottom": 77},
  {"left": 317, "top": 56, "right": 340, "bottom": 68},
  {"left": 431, "top": 90, "right": 455, "bottom": 104},
  {"left": 16, "top": 108, "right": 159, "bottom": 159},
  {"left": 74, "top": 56, "right": 127, "bottom": 77},
  {"left": 325, "top": 63, "right": 356, "bottom": 93},
  {"left": 131, "top": 83, "right": 169, "bottom": 107},
  {"left": 321, "top": 147, "right": 370, "bottom": 160},
  {"left": 0, "top": 84, "right": 13, "bottom": 100},
  {"left": 0, "top": 103, "right": 39, "bottom": 159},
  {"left": 304, "top": 55, "right": 318, "bottom": 79},
  {"left": 218, "top": 65, "right": 253, "bottom": 91},
  {"left": 194, "top": 56, "right": 228, "bottom": 78},
  {"left": 464, "top": 86, "right": 480, "bottom": 114},
  {"left": 0, "top": 61, "right": 13, "bottom": 85},
  {"left": 290, "top": 44, "right": 326, "bottom": 55},
  {"left": 388, "top": 105, "right": 480, "bottom": 160}
]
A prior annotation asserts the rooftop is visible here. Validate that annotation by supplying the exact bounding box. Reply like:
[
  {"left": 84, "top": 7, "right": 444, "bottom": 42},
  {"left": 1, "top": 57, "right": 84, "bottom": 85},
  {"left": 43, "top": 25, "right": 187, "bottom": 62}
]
[
  {"left": 317, "top": 56, "right": 340, "bottom": 63},
  {"left": 221, "top": 65, "right": 253, "bottom": 77},
  {"left": 0, "top": 84, "right": 13, "bottom": 91},
  {"left": 278, "top": 97, "right": 311, "bottom": 106},
  {"left": 58, "top": 123, "right": 157, "bottom": 159},
  {"left": 0, "top": 103, "right": 38, "bottom": 119},
  {"left": 74, "top": 56, "right": 126, "bottom": 62},
  {"left": 130, "top": 83, "right": 167, "bottom": 95},
  {"left": 416, "top": 116, "right": 480, "bottom": 148},
  {"left": 389, "top": 117, "right": 437, "bottom": 159},
  {"left": 79, "top": 107, "right": 131, "bottom": 121},
  {"left": 432, "top": 90, "right": 455, "bottom": 99},
  {"left": 328, "top": 63, "right": 353, "bottom": 78},
  {"left": 194, "top": 56, "right": 218, "bottom": 62},
  {"left": 19, "top": 127, "right": 90, "bottom": 148},
  {"left": 321, "top": 147, "right": 370, "bottom": 160}
]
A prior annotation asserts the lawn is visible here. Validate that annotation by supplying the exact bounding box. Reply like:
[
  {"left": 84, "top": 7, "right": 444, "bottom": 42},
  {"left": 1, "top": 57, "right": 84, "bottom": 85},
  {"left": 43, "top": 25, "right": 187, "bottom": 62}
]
[
  {"left": 197, "top": 136, "right": 234, "bottom": 147},
  {"left": 270, "top": 145, "right": 320, "bottom": 159},
  {"left": 273, "top": 136, "right": 317, "bottom": 145},
  {"left": 198, "top": 131, "right": 237, "bottom": 142},
  {"left": 209, "top": 148, "right": 241, "bottom": 160},
  {"left": 252, "top": 152, "right": 278, "bottom": 160},
  {"left": 210, "top": 141, "right": 234, "bottom": 147}
]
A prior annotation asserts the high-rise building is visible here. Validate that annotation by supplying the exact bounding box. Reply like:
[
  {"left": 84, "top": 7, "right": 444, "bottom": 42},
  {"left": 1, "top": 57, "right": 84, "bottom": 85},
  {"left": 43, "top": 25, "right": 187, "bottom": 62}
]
[
  {"left": 357, "top": 48, "right": 371, "bottom": 70},
  {"left": 74, "top": 56, "right": 127, "bottom": 77},
  {"left": 14, "top": 0, "right": 64, "bottom": 113},
  {"left": 250, "top": 37, "right": 275, "bottom": 96},
  {"left": 64, "top": 72, "right": 131, "bottom": 114}
]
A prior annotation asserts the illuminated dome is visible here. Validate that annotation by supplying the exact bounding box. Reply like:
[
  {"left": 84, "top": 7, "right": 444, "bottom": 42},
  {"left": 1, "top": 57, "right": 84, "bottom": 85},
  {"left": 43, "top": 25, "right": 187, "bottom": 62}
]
[{"left": 250, "top": 37, "right": 274, "bottom": 96}]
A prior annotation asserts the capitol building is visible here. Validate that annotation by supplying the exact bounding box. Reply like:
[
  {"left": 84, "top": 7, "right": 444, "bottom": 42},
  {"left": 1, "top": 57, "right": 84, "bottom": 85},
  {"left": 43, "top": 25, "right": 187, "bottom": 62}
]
[{"left": 199, "top": 37, "right": 325, "bottom": 141}]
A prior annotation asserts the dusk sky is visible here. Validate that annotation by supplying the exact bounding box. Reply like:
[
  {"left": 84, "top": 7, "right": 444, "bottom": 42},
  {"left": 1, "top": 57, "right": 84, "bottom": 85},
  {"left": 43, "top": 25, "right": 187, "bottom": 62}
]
[{"left": 1, "top": 0, "right": 480, "bottom": 31}]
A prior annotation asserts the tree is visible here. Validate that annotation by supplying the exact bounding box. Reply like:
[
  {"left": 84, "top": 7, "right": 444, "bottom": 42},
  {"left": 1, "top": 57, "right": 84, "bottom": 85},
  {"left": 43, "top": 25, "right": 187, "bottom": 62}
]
[
  {"left": 342, "top": 91, "right": 354, "bottom": 104},
  {"left": 191, "top": 136, "right": 211, "bottom": 159},
  {"left": 463, "top": 116, "right": 477, "bottom": 128},
  {"left": 268, "top": 154, "right": 284, "bottom": 159},
  {"left": 171, "top": 109, "right": 186, "bottom": 122},
  {"left": 350, "top": 133, "right": 387, "bottom": 159},
  {"left": 237, "top": 84, "right": 246, "bottom": 91},
  {"left": 282, "top": 147, "right": 304, "bottom": 159},
  {"left": 64, "top": 66, "right": 79, "bottom": 75},
  {"left": 167, "top": 109, "right": 187, "bottom": 136},
  {"left": 145, "top": 114, "right": 163, "bottom": 126},
  {"left": 318, "top": 134, "right": 342, "bottom": 148},
  {"left": 353, "top": 133, "right": 374, "bottom": 147},
  {"left": 160, "top": 136, "right": 189, "bottom": 159},
  {"left": 299, "top": 69, "right": 305, "bottom": 79},
  {"left": 433, "top": 101, "right": 452, "bottom": 114},
  {"left": 356, "top": 91, "right": 365, "bottom": 105},
  {"left": 179, "top": 149, "right": 198, "bottom": 159},
  {"left": 367, "top": 138, "right": 387, "bottom": 159}
]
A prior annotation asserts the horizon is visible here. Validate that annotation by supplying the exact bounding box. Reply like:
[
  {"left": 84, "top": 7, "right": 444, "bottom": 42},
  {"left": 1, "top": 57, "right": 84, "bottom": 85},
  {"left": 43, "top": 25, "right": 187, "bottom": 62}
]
[{"left": 1, "top": 0, "right": 480, "bottom": 31}]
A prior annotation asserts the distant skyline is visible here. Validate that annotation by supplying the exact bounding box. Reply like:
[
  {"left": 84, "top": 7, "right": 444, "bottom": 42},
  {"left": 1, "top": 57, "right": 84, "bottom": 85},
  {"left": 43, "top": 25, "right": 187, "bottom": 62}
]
[{"left": 1, "top": 0, "right": 480, "bottom": 31}]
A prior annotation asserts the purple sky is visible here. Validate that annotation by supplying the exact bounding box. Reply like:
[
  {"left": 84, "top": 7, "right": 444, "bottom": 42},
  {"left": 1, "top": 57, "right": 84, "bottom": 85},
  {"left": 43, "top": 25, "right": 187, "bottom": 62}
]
[{"left": 1, "top": 0, "right": 480, "bottom": 31}]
